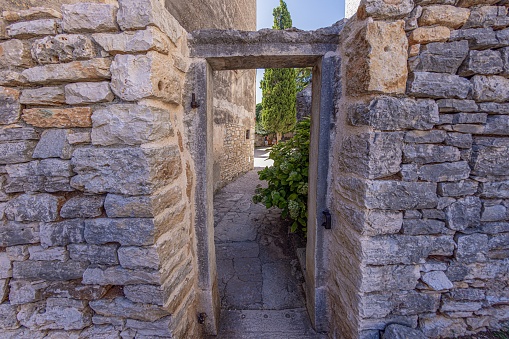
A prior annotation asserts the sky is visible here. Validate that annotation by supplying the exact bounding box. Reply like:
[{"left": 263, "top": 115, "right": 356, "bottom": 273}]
[{"left": 255, "top": 0, "right": 345, "bottom": 103}]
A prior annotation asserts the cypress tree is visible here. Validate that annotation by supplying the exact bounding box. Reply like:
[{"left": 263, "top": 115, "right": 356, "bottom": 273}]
[{"left": 260, "top": 0, "right": 297, "bottom": 142}]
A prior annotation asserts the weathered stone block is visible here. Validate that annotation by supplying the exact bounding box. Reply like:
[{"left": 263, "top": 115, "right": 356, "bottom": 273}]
[
  {"left": 65, "top": 82, "right": 114, "bottom": 105},
  {"left": 346, "top": 20, "right": 408, "bottom": 95},
  {"left": 419, "top": 315, "right": 467, "bottom": 338},
  {"left": 28, "top": 246, "right": 68, "bottom": 261},
  {"left": 457, "top": 0, "right": 500, "bottom": 7},
  {"left": 401, "top": 164, "right": 419, "bottom": 181},
  {"left": 0, "top": 303, "right": 19, "bottom": 330},
  {"left": 338, "top": 132, "right": 403, "bottom": 179},
  {"left": 90, "top": 297, "right": 168, "bottom": 322},
  {"left": 6, "top": 245, "right": 29, "bottom": 261},
  {"left": 403, "top": 144, "right": 460, "bottom": 164},
  {"left": 92, "top": 27, "right": 171, "bottom": 55},
  {"left": 60, "top": 196, "right": 104, "bottom": 219},
  {"left": 360, "top": 265, "right": 420, "bottom": 293},
  {"left": 450, "top": 288, "right": 485, "bottom": 301},
  {"left": 23, "top": 107, "right": 92, "bottom": 128},
  {"left": 445, "top": 132, "right": 472, "bottom": 149},
  {"left": 405, "top": 130, "right": 446, "bottom": 144},
  {"left": 84, "top": 218, "right": 155, "bottom": 246},
  {"left": 481, "top": 181, "right": 509, "bottom": 198},
  {"left": 437, "top": 99, "right": 478, "bottom": 112},
  {"left": 457, "top": 233, "right": 489, "bottom": 263},
  {"left": 418, "top": 5, "right": 470, "bottom": 29},
  {"left": 67, "top": 131, "right": 90, "bottom": 145},
  {"left": 118, "top": 246, "right": 159, "bottom": 270},
  {"left": 0, "top": 70, "right": 27, "bottom": 86},
  {"left": 68, "top": 244, "right": 118, "bottom": 265},
  {"left": 485, "top": 115, "right": 509, "bottom": 135},
  {"left": 71, "top": 146, "right": 181, "bottom": 195},
  {"left": 392, "top": 291, "right": 441, "bottom": 315},
  {"left": 459, "top": 50, "right": 503, "bottom": 76},
  {"left": 348, "top": 96, "right": 438, "bottom": 130},
  {"left": 40, "top": 219, "right": 85, "bottom": 248},
  {"left": 383, "top": 324, "right": 426, "bottom": 339},
  {"left": 18, "top": 298, "right": 92, "bottom": 330},
  {"left": 365, "top": 181, "right": 438, "bottom": 210},
  {"left": 407, "top": 72, "right": 472, "bottom": 99},
  {"left": 402, "top": 219, "right": 447, "bottom": 235},
  {"left": 422, "top": 271, "right": 453, "bottom": 291},
  {"left": 0, "top": 127, "right": 38, "bottom": 142},
  {"left": 7, "top": 19, "right": 57, "bottom": 39},
  {"left": 409, "top": 40, "right": 469, "bottom": 74},
  {"left": 91, "top": 104, "right": 172, "bottom": 146},
  {"left": 502, "top": 47, "right": 509, "bottom": 76},
  {"left": 0, "top": 279, "right": 8, "bottom": 303},
  {"left": 479, "top": 102, "right": 509, "bottom": 114},
  {"left": 20, "top": 87, "right": 65, "bottom": 106},
  {"left": 0, "top": 19, "right": 5, "bottom": 40},
  {"left": 12, "top": 260, "right": 87, "bottom": 281},
  {"left": 0, "top": 40, "right": 32, "bottom": 68},
  {"left": 470, "top": 137, "right": 509, "bottom": 177},
  {"left": 445, "top": 196, "right": 481, "bottom": 231},
  {"left": 463, "top": 6, "right": 509, "bottom": 30},
  {"left": 450, "top": 28, "right": 500, "bottom": 50},
  {"left": 481, "top": 201, "right": 506, "bottom": 221},
  {"left": 33, "top": 129, "right": 73, "bottom": 159},
  {"left": 38, "top": 159, "right": 72, "bottom": 177},
  {"left": 5, "top": 193, "right": 62, "bottom": 222},
  {"left": 441, "top": 300, "right": 482, "bottom": 312},
  {"left": 357, "top": 0, "right": 413, "bottom": 19},
  {"left": 418, "top": 161, "right": 470, "bottom": 182},
  {"left": 110, "top": 52, "right": 181, "bottom": 103},
  {"left": 0, "top": 87, "right": 21, "bottom": 125},
  {"left": 82, "top": 266, "right": 160, "bottom": 285},
  {"left": 124, "top": 285, "right": 164, "bottom": 305},
  {"left": 408, "top": 26, "right": 450, "bottom": 45},
  {"left": 22, "top": 58, "right": 111, "bottom": 84},
  {"left": 438, "top": 180, "right": 478, "bottom": 197},
  {"left": 62, "top": 3, "right": 118, "bottom": 33},
  {"left": 8, "top": 280, "right": 47, "bottom": 305},
  {"left": 31, "top": 34, "right": 97, "bottom": 65},
  {"left": 3, "top": 7, "right": 62, "bottom": 22},
  {"left": 0, "top": 252, "right": 12, "bottom": 279},
  {"left": 0, "top": 221, "right": 39, "bottom": 246}
]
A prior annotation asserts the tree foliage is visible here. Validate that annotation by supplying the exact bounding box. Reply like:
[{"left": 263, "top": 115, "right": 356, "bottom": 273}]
[
  {"left": 260, "top": 0, "right": 297, "bottom": 141},
  {"left": 255, "top": 103, "right": 267, "bottom": 135},
  {"left": 296, "top": 68, "right": 312, "bottom": 92},
  {"left": 253, "top": 118, "right": 310, "bottom": 234}
]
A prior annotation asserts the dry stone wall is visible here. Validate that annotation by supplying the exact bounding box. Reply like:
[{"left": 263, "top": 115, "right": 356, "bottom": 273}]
[
  {"left": 330, "top": 0, "right": 509, "bottom": 337},
  {"left": 0, "top": 0, "right": 201, "bottom": 337}
]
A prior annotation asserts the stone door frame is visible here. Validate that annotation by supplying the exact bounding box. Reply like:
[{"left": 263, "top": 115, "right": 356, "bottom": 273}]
[{"left": 189, "top": 51, "right": 337, "bottom": 335}]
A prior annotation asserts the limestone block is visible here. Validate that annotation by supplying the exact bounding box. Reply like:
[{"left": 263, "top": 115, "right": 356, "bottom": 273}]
[
  {"left": 450, "top": 28, "right": 500, "bottom": 50},
  {"left": 481, "top": 202, "right": 506, "bottom": 221},
  {"left": 407, "top": 72, "right": 472, "bottom": 99},
  {"left": 464, "top": 6, "right": 509, "bottom": 30},
  {"left": 92, "top": 27, "right": 171, "bottom": 55},
  {"left": 485, "top": 115, "right": 509, "bottom": 135},
  {"left": 82, "top": 266, "right": 160, "bottom": 285},
  {"left": 38, "top": 159, "right": 72, "bottom": 177},
  {"left": 6, "top": 245, "right": 29, "bottom": 261},
  {"left": 481, "top": 181, "right": 509, "bottom": 198},
  {"left": 418, "top": 6, "right": 469, "bottom": 29},
  {"left": 402, "top": 219, "right": 447, "bottom": 235},
  {"left": 502, "top": 47, "right": 509, "bottom": 75},
  {"left": 124, "top": 285, "right": 164, "bottom": 306},
  {"left": 7, "top": 19, "right": 58, "bottom": 39},
  {"left": 0, "top": 87, "right": 21, "bottom": 125},
  {"left": 405, "top": 130, "right": 446, "bottom": 144},
  {"left": 438, "top": 180, "right": 478, "bottom": 197},
  {"left": 118, "top": 246, "right": 159, "bottom": 270},
  {"left": 470, "top": 137, "right": 509, "bottom": 177},
  {"left": 33, "top": 129, "right": 73, "bottom": 159},
  {"left": 3, "top": 7, "right": 61, "bottom": 22},
  {"left": 60, "top": 196, "right": 104, "bottom": 219},
  {"left": 357, "top": 0, "right": 414, "bottom": 19},
  {"left": 459, "top": 50, "right": 503, "bottom": 76},
  {"left": 90, "top": 297, "right": 169, "bottom": 322},
  {"left": 22, "top": 58, "right": 111, "bottom": 84},
  {"left": 23, "top": 107, "right": 92, "bottom": 128},
  {"left": 5, "top": 193, "right": 62, "bottom": 222},
  {"left": 117, "top": 0, "right": 182, "bottom": 44},
  {"left": 457, "top": 0, "right": 499, "bottom": 7},
  {"left": 91, "top": 104, "right": 172, "bottom": 146},
  {"left": 84, "top": 218, "right": 156, "bottom": 246},
  {"left": 0, "top": 127, "right": 38, "bottom": 142},
  {"left": 437, "top": 99, "right": 478, "bottom": 112},
  {"left": 480, "top": 102, "right": 509, "bottom": 115},
  {"left": 421, "top": 271, "right": 453, "bottom": 291},
  {"left": 0, "top": 252, "right": 12, "bottom": 279},
  {"left": 0, "top": 19, "right": 6, "bottom": 40},
  {"left": 71, "top": 146, "right": 182, "bottom": 195},
  {"left": 67, "top": 131, "right": 90, "bottom": 145},
  {"left": 410, "top": 41, "right": 469, "bottom": 74},
  {"left": 28, "top": 246, "right": 68, "bottom": 261},
  {"left": 457, "top": 233, "right": 489, "bottom": 263},
  {"left": 450, "top": 289, "right": 485, "bottom": 301},
  {"left": 408, "top": 26, "right": 450, "bottom": 45},
  {"left": 20, "top": 87, "right": 65, "bottom": 106},
  {"left": 0, "top": 39, "right": 33, "bottom": 68},
  {"left": 348, "top": 96, "right": 438, "bottom": 130},
  {"left": 360, "top": 265, "right": 420, "bottom": 293},
  {"left": 0, "top": 221, "right": 40, "bottom": 246},
  {"left": 68, "top": 244, "right": 118, "bottom": 265},
  {"left": 18, "top": 298, "right": 92, "bottom": 330},
  {"left": 40, "top": 219, "right": 85, "bottom": 248},
  {"left": 0, "top": 70, "right": 27, "bottom": 86},
  {"left": 12, "top": 260, "right": 88, "bottom": 280},
  {"left": 445, "top": 196, "right": 481, "bottom": 231},
  {"left": 31, "top": 35, "right": 97, "bottom": 65},
  {"left": 338, "top": 132, "right": 403, "bottom": 179},
  {"left": 126, "top": 316, "right": 174, "bottom": 337},
  {"left": 403, "top": 144, "right": 459, "bottom": 164},
  {"left": 0, "top": 303, "right": 19, "bottom": 330},
  {"left": 65, "top": 82, "right": 113, "bottom": 105},
  {"left": 0, "top": 279, "right": 7, "bottom": 302},
  {"left": 62, "top": 3, "right": 118, "bottom": 33},
  {"left": 346, "top": 20, "right": 408, "bottom": 95},
  {"left": 110, "top": 52, "right": 182, "bottom": 103},
  {"left": 9, "top": 280, "right": 46, "bottom": 305},
  {"left": 418, "top": 160, "right": 471, "bottom": 182},
  {"left": 383, "top": 324, "right": 427, "bottom": 339}
]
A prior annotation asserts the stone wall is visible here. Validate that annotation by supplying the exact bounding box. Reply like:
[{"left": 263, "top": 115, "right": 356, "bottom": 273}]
[
  {"left": 0, "top": 0, "right": 202, "bottom": 337},
  {"left": 329, "top": 0, "right": 509, "bottom": 337}
]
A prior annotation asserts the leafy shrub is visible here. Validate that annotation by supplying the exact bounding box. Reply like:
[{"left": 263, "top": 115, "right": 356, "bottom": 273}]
[{"left": 253, "top": 117, "right": 310, "bottom": 234}]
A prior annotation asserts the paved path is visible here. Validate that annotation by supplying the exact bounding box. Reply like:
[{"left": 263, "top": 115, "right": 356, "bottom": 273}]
[{"left": 212, "top": 148, "right": 325, "bottom": 338}]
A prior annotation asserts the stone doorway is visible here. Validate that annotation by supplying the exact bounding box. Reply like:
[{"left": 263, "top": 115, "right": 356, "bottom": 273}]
[{"left": 187, "top": 27, "right": 340, "bottom": 335}]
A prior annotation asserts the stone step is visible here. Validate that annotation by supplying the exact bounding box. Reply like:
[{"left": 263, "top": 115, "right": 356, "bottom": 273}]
[{"left": 212, "top": 309, "right": 327, "bottom": 339}]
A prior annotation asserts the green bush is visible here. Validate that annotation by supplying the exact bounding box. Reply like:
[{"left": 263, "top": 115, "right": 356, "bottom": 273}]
[{"left": 253, "top": 117, "right": 310, "bottom": 234}]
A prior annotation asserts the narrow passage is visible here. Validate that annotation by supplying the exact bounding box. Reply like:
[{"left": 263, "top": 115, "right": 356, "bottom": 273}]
[{"left": 212, "top": 147, "right": 325, "bottom": 338}]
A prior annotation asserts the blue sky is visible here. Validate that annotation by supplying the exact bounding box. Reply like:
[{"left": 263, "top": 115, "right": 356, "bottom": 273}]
[{"left": 256, "top": 0, "right": 344, "bottom": 103}]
